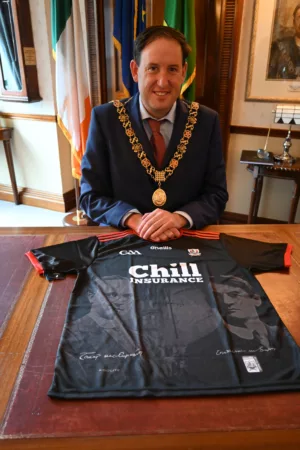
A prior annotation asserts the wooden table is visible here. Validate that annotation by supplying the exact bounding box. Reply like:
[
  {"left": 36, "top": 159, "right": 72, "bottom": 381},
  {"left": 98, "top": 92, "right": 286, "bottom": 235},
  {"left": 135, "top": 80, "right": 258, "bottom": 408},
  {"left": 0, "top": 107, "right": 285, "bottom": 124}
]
[
  {"left": 0, "top": 225, "right": 300, "bottom": 449},
  {"left": 246, "top": 159, "right": 300, "bottom": 224}
]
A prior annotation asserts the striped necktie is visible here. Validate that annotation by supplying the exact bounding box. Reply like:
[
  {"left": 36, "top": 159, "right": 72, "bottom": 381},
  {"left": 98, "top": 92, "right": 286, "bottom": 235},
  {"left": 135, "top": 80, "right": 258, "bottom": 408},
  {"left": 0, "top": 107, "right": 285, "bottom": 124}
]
[{"left": 147, "top": 118, "right": 166, "bottom": 168}]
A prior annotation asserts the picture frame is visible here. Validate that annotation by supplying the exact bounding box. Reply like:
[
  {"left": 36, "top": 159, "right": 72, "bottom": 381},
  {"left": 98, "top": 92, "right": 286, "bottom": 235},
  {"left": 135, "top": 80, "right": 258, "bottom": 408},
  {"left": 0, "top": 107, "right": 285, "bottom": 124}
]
[
  {"left": 246, "top": 0, "right": 300, "bottom": 102},
  {"left": 0, "top": 0, "right": 41, "bottom": 102}
]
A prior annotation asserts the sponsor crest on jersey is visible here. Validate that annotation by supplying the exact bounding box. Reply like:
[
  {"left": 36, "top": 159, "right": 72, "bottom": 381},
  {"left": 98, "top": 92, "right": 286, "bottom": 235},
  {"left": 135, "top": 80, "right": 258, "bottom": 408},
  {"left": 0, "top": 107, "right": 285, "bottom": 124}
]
[
  {"left": 242, "top": 356, "right": 262, "bottom": 373},
  {"left": 188, "top": 249, "right": 201, "bottom": 257}
]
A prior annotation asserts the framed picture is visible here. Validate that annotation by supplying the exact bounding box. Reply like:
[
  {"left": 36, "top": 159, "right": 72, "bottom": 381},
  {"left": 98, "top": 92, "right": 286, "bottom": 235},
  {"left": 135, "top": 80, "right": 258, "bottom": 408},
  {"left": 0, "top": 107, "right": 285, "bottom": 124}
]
[{"left": 246, "top": 0, "right": 300, "bottom": 102}]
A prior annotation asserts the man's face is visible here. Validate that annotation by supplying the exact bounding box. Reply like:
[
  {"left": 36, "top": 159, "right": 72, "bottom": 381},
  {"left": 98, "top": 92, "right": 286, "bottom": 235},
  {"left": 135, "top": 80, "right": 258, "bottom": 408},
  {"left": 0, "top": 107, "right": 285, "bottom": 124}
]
[
  {"left": 294, "top": 9, "right": 300, "bottom": 38},
  {"left": 222, "top": 287, "right": 261, "bottom": 320},
  {"left": 100, "top": 277, "right": 133, "bottom": 313},
  {"left": 89, "top": 276, "right": 133, "bottom": 318},
  {"left": 130, "top": 38, "right": 187, "bottom": 119}
]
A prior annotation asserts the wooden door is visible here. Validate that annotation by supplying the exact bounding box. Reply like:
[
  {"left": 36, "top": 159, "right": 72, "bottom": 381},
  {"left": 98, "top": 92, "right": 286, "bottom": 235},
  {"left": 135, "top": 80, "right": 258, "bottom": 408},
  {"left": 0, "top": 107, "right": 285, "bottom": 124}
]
[{"left": 147, "top": 0, "right": 244, "bottom": 160}]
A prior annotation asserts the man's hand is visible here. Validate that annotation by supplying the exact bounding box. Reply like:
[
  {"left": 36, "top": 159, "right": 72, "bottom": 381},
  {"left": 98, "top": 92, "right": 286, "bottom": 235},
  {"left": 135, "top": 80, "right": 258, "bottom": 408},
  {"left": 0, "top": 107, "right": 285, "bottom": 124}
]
[
  {"left": 124, "top": 213, "right": 143, "bottom": 232},
  {"left": 148, "top": 227, "right": 181, "bottom": 242},
  {"left": 138, "top": 209, "right": 187, "bottom": 241}
]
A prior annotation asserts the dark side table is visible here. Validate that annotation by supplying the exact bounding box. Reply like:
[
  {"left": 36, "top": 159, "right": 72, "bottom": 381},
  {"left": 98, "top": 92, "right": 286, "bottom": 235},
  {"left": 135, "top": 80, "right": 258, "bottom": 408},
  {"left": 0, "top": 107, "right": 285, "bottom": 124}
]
[
  {"left": 0, "top": 127, "right": 20, "bottom": 205},
  {"left": 240, "top": 150, "right": 300, "bottom": 224}
]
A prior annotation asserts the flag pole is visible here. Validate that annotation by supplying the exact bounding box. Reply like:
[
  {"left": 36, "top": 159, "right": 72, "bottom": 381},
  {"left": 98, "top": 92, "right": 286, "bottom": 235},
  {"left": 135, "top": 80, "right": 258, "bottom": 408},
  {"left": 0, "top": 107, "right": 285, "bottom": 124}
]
[
  {"left": 62, "top": 179, "right": 88, "bottom": 227},
  {"left": 74, "top": 178, "right": 86, "bottom": 225}
]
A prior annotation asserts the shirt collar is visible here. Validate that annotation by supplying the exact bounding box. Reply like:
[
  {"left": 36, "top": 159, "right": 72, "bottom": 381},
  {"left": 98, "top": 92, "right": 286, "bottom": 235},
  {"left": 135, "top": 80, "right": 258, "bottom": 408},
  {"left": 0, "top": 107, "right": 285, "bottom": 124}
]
[{"left": 139, "top": 95, "right": 176, "bottom": 124}]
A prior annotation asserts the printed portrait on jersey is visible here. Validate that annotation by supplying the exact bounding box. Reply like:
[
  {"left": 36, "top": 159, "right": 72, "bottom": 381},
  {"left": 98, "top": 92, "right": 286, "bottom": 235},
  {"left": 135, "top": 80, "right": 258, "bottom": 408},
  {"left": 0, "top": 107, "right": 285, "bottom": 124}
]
[{"left": 211, "top": 275, "right": 277, "bottom": 349}]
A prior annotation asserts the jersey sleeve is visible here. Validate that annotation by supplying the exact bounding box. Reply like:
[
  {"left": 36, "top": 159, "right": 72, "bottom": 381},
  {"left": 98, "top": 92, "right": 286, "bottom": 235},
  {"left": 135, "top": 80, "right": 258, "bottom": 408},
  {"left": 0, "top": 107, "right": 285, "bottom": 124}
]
[
  {"left": 220, "top": 233, "right": 292, "bottom": 272},
  {"left": 25, "top": 236, "right": 99, "bottom": 280}
]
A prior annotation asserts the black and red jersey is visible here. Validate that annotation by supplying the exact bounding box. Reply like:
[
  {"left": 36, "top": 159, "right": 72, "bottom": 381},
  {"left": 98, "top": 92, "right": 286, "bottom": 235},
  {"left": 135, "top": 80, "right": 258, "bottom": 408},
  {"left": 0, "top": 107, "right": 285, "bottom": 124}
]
[{"left": 26, "top": 230, "right": 299, "bottom": 399}]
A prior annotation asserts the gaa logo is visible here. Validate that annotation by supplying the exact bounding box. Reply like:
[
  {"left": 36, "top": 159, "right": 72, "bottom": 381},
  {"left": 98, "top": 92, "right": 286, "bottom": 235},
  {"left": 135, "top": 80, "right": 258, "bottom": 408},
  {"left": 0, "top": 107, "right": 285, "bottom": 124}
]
[
  {"left": 188, "top": 249, "right": 201, "bottom": 257},
  {"left": 119, "top": 250, "right": 142, "bottom": 255}
]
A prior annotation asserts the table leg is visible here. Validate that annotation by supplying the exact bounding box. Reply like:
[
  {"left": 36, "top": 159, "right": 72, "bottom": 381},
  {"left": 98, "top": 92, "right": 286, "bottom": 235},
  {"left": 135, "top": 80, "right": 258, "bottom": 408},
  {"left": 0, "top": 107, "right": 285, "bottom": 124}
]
[
  {"left": 3, "top": 139, "right": 20, "bottom": 205},
  {"left": 288, "top": 180, "right": 300, "bottom": 224},
  {"left": 248, "top": 166, "right": 259, "bottom": 224},
  {"left": 252, "top": 175, "right": 264, "bottom": 223}
]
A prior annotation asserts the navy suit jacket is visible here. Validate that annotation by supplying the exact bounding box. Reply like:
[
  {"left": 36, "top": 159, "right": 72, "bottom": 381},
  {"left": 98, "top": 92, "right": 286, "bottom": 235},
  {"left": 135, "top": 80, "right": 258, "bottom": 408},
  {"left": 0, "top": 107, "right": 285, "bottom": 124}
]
[{"left": 80, "top": 93, "right": 228, "bottom": 229}]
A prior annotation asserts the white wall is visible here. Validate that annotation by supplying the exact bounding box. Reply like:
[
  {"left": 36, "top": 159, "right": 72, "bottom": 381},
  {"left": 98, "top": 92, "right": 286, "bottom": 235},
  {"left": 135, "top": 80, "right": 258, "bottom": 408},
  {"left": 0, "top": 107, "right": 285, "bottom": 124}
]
[
  {"left": 227, "top": 0, "right": 300, "bottom": 222},
  {"left": 0, "top": 119, "right": 63, "bottom": 194},
  {"left": 0, "top": 0, "right": 73, "bottom": 196}
]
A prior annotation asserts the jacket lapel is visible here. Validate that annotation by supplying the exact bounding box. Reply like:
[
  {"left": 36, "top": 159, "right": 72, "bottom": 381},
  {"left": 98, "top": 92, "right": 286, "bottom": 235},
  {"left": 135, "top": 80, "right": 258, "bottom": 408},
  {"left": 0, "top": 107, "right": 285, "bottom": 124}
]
[{"left": 125, "top": 93, "right": 157, "bottom": 166}]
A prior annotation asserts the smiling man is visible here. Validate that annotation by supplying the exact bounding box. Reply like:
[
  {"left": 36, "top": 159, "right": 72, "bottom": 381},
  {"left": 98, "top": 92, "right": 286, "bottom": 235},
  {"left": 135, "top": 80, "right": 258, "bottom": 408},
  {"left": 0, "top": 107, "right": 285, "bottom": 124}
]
[{"left": 80, "top": 26, "right": 228, "bottom": 241}]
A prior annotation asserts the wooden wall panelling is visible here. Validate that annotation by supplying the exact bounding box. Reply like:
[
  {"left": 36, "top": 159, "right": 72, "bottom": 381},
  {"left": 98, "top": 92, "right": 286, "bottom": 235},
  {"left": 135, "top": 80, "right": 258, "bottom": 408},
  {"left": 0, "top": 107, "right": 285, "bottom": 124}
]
[
  {"left": 96, "top": 0, "right": 108, "bottom": 104},
  {"left": 197, "top": 0, "right": 221, "bottom": 109},
  {"left": 194, "top": 0, "right": 207, "bottom": 100},
  {"left": 219, "top": 0, "right": 244, "bottom": 161},
  {"left": 0, "top": 184, "right": 75, "bottom": 212},
  {"left": 87, "top": 0, "right": 107, "bottom": 105},
  {"left": 197, "top": 0, "right": 244, "bottom": 162},
  {"left": 148, "top": 0, "right": 164, "bottom": 25},
  {"left": 86, "top": 0, "right": 100, "bottom": 106},
  {"left": 230, "top": 125, "right": 300, "bottom": 140},
  {"left": 0, "top": 113, "right": 56, "bottom": 122},
  {"left": 218, "top": 0, "right": 236, "bottom": 152}
]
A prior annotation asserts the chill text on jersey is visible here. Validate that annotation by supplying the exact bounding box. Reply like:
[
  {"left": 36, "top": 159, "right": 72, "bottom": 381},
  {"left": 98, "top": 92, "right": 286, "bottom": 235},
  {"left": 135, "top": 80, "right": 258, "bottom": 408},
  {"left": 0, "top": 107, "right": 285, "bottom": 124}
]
[{"left": 129, "top": 262, "right": 204, "bottom": 284}]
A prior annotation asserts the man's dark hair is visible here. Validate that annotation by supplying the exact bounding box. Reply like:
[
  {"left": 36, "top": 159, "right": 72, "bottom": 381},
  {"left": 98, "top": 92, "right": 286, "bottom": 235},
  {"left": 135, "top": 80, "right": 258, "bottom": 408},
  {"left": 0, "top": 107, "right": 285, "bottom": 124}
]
[
  {"left": 212, "top": 275, "right": 259, "bottom": 299},
  {"left": 293, "top": 4, "right": 300, "bottom": 18},
  {"left": 133, "top": 25, "right": 191, "bottom": 65}
]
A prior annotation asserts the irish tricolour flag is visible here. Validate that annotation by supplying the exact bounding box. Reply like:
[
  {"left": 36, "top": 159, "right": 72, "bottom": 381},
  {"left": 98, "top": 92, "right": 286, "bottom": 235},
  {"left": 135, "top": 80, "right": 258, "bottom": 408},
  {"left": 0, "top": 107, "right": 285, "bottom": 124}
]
[{"left": 51, "top": 0, "right": 91, "bottom": 179}]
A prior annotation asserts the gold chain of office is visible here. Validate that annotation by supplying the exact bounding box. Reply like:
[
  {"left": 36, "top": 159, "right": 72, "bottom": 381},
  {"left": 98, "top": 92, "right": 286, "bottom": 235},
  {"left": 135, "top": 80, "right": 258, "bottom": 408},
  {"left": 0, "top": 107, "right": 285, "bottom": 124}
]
[{"left": 113, "top": 99, "right": 199, "bottom": 207}]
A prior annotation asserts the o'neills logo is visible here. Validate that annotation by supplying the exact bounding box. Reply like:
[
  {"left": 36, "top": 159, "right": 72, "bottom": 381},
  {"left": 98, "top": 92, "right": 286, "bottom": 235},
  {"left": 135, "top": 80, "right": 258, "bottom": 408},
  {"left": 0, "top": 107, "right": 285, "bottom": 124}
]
[
  {"left": 129, "top": 262, "right": 203, "bottom": 284},
  {"left": 150, "top": 246, "right": 172, "bottom": 250}
]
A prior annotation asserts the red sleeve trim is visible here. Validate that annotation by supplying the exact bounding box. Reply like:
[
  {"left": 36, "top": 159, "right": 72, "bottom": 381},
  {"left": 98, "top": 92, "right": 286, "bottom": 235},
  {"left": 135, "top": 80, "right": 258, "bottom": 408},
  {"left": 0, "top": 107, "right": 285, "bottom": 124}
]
[
  {"left": 25, "top": 251, "right": 44, "bottom": 275},
  {"left": 97, "top": 229, "right": 220, "bottom": 243},
  {"left": 182, "top": 230, "right": 220, "bottom": 240},
  {"left": 97, "top": 230, "right": 136, "bottom": 242},
  {"left": 284, "top": 244, "right": 293, "bottom": 268}
]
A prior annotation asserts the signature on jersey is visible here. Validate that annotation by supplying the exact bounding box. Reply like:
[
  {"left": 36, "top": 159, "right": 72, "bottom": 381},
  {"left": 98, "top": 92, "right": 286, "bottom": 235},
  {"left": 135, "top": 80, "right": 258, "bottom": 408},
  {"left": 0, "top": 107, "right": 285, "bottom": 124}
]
[{"left": 79, "top": 349, "right": 143, "bottom": 361}]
